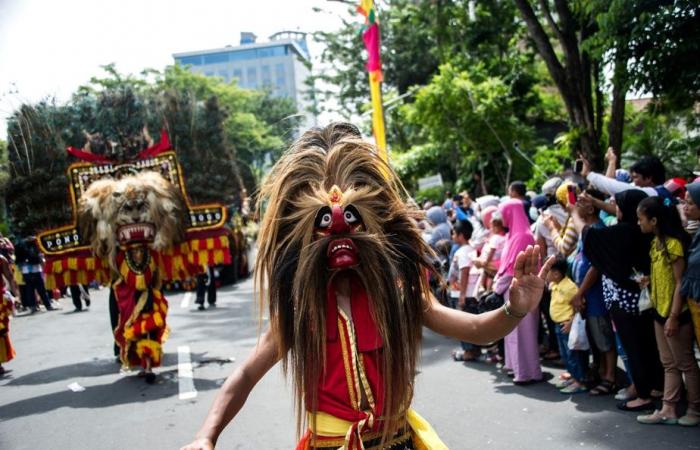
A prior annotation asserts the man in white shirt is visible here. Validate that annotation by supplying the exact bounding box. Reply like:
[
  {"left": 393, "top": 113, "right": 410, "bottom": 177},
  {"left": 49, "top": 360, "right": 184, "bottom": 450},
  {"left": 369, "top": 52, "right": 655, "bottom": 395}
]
[{"left": 583, "top": 149, "right": 664, "bottom": 197}]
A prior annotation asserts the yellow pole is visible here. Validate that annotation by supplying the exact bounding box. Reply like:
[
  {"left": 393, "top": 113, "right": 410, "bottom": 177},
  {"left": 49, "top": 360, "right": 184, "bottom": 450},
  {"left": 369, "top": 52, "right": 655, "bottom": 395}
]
[{"left": 369, "top": 73, "right": 387, "bottom": 163}]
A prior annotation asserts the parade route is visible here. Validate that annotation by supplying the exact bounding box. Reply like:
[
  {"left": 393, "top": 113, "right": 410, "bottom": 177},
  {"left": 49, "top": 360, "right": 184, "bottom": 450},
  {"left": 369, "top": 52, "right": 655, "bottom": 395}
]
[{"left": 1, "top": 279, "right": 697, "bottom": 449}]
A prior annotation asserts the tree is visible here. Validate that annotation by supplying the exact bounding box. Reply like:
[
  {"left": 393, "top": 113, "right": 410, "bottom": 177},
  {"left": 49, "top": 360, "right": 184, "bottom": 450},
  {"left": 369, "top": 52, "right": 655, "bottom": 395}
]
[
  {"left": 597, "top": 1, "right": 700, "bottom": 110},
  {"left": 5, "top": 101, "right": 74, "bottom": 236},
  {"left": 513, "top": 0, "right": 607, "bottom": 162},
  {"left": 395, "top": 64, "right": 534, "bottom": 192}
]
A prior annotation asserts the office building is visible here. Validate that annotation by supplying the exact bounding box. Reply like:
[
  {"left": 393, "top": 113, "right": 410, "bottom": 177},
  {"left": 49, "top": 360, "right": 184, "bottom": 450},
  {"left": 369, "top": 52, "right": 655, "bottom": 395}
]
[{"left": 173, "top": 31, "right": 316, "bottom": 130}]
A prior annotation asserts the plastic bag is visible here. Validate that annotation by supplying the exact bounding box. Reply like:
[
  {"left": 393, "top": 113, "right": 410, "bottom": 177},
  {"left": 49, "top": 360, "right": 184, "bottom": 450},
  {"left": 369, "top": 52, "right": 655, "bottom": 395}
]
[
  {"left": 638, "top": 287, "right": 652, "bottom": 312},
  {"left": 568, "top": 313, "right": 590, "bottom": 351}
]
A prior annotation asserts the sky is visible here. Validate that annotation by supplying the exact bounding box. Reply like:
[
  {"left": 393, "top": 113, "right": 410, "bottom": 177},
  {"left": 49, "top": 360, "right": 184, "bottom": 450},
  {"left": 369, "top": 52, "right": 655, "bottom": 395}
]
[{"left": 0, "top": 0, "right": 352, "bottom": 139}]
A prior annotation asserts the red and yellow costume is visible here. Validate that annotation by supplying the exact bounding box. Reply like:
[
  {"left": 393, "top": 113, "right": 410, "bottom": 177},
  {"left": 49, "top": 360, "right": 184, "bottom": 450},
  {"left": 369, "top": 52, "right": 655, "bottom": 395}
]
[
  {"left": 0, "top": 275, "right": 15, "bottom": 364},
  {"left": 296, "top": 276, "right": 446, "bottom": 449},
  {"left": 114, "top": 249, "right": 169, "bottom": 368}
]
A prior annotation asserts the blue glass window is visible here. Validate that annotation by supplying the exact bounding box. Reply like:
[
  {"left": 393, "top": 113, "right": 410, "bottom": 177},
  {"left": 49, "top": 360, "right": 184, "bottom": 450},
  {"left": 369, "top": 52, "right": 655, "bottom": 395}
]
[
  {"left": 275, "top": 63, "right": 286, "bottom": 88},
  {"left": 177, "top": 55, "right": 202, "bottom": 66},
  {"left": 246, "top": 67, "right": 257, "bottom": 87},
  {"left": 261, "top": 65, "right": 271, "bottom": 86},
  {"left": 230, "top": 49, "right": 256, "bottom": 61},
  {"left": 232, "top": 69, "right": 242, "bottom": 82},
  {"left": 203, "top": 52, "right": 228, "bottom": 64}
]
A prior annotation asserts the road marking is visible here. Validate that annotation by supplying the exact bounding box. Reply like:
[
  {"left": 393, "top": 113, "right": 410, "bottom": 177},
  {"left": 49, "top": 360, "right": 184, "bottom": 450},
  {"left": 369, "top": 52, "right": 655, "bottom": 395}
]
[
  {"left": 178, "top": 345, "right": 197, "bottom": 400},
  {"left": 180, "top": 292, "right": 194, "bottom": 309}
]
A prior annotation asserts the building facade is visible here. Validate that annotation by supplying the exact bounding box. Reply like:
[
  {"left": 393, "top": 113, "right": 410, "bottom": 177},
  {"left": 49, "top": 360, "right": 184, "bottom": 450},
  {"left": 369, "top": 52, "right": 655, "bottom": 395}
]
[{"left": 173, "top": 32, "right": 316, "bottom": 130}]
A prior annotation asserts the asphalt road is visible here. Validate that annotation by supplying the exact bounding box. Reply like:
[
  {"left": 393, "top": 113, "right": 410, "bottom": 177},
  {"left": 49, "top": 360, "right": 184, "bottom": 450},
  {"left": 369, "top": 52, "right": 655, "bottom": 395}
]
[{"left": 1, "top": 278, "right": 698, "bottom": 449}]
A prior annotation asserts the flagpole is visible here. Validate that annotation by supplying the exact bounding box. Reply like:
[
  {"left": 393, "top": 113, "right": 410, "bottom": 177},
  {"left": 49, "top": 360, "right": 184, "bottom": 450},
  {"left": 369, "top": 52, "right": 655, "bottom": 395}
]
[
  {"left": 358, "top": 0, "right": 388, "bottom": 163},
  {"left": 369, "top": 73, "right": 387, "bottom": 162}
]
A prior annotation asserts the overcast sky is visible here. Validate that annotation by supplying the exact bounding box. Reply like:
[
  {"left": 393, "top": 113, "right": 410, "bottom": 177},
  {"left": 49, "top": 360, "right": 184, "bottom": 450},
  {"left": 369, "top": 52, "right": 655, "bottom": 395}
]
[{"left": 0, "top": 0, "right": 352, "bottom": 139}]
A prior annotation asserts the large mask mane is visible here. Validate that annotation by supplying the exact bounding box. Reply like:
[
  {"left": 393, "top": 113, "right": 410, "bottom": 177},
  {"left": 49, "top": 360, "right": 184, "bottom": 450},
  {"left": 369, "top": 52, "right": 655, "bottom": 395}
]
[
  {"left": 78, "top": 171, "right": 187, "bottom": 265},
  {"left": 256, "top": 123, "right": 436, "bottom": 437}
]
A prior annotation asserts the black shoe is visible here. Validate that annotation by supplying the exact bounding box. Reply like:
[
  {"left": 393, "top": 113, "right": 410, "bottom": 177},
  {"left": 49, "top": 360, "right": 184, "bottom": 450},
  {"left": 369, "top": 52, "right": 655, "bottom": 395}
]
[
  {"left": 85, "top": 299, "right": 91, "bottom": 307},
  {"left": 145, "top": 372, "right": 156, "bottom": 384},
  {"left": 45, "top": 305, "right": 56, "bottom": 311},
  {"left": 208, "top": 303, "right": 216, "bottom": 308},
  {"left": 197, "top": 304, "right": 206, "bottom": 311},
  {"left": 617, "top": 400, "right": 655, "bottom": 412},
  {"left": 513, "top": 378, "right": 545, "bottom": 386},
  {"left": 73, "top": 308, "right": 82, "bottom": 313}
]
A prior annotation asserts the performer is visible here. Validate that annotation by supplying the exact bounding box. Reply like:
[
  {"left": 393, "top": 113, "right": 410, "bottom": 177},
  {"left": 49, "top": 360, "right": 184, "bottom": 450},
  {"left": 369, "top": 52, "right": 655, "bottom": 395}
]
[
  {"left": 79, "top": 171, "right": 187, "bottom": 383},
  {"left": 175, "top": 123, "right": 547, "bottom": 449},
  {"left": 0, "top": 254, "right": 20, "bottom": 375}
]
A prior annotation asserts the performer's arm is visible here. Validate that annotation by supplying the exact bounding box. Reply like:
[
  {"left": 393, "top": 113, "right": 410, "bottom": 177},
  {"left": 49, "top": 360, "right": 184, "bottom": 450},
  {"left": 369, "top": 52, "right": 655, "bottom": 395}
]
[
  {"left": 182, "top": 328, "right": 282, "bottom": 450},
  {"left": 423, "top": 246, "right": 552, "bottom": 345}
]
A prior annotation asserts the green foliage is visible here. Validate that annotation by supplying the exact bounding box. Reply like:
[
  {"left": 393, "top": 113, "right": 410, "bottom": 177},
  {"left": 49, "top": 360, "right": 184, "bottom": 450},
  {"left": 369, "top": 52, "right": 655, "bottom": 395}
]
[
  {"left": 590, "top": 0, "right": 700, "bottom": 110},
  {"left": 414, "top": 186, "right": 446, "bottom": 206},
  {"left": 527, "top": 144, "right": 571, "bottom": 191},
  {"left": 0, "top": 140, "right": 9, "bottom": 195},
  {"left": 395, "top": 63, "right": 534, "bottom": 193},
  {"left": 621, "top": 107, "right": 700, "bottom": 178},
  {"left": 5, "top": 101, "right": 74, "bottom": 236},
  {"left": 312, "top": 0, "right": 563, "bottom": 195}
]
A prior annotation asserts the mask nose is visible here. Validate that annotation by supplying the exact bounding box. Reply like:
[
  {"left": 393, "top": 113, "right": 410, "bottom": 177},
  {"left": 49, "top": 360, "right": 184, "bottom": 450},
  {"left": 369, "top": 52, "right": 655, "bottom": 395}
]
[{"left": 329, "top": 205, "right": 350, "bottom": 235}]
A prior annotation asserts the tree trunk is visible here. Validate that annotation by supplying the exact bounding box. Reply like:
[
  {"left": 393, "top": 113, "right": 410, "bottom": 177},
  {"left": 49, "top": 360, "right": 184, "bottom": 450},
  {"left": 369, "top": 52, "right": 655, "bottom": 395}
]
[
  {"left": 608, "top": 51, "right": 628, "bottom": 158},
  {"left": 514, "top": 0, "right": 600, "bottom": 162}
]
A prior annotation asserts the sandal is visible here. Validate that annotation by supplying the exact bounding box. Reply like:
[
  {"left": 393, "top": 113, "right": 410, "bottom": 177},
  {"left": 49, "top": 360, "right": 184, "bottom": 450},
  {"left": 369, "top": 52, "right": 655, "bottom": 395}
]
[
  {"left": 637, "top": 410, "right": 678, "bottom": 425},
  {"left": 589, "top": 379, "right": 615, "bottom": 396},
  {"left": 560, "top": 384, "right": 588, "bottom": 395}
]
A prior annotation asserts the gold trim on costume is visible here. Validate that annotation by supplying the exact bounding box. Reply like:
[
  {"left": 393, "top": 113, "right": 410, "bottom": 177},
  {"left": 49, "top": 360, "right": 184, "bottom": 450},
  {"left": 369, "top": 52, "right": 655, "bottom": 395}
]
[{"left": 338, "top": 314, "right": 360, "bottom": 411}]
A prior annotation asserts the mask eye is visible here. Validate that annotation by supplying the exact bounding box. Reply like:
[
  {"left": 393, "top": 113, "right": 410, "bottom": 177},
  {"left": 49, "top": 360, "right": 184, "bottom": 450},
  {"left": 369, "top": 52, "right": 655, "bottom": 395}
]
[
  {"left": 314, "top": 206, "right": 332, "bottom": 229},
  {"left": 344, "top": 205, "right": 362, "bottom": 226},
  {"left": 344, "top": 209, "right": 357, "bottom": 224}
]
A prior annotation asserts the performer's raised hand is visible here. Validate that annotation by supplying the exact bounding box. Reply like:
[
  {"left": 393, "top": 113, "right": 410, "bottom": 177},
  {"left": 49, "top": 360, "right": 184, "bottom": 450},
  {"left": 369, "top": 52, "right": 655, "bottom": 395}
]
[{"left": 507, "top": 245, "right": 554, "bottom": 316}]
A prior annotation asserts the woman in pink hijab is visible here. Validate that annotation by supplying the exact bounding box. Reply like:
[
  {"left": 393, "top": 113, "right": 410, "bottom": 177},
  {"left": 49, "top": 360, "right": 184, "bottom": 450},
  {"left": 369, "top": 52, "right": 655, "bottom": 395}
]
[{"left": 493, "top": 199, "right": 542, "bottom": 383}]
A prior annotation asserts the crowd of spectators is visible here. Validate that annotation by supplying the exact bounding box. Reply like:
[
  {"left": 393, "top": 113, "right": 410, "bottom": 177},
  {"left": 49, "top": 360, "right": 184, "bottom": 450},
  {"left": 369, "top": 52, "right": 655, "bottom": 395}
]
[{"left": 420, "top": 149, "right": 700, "bottom": 427}]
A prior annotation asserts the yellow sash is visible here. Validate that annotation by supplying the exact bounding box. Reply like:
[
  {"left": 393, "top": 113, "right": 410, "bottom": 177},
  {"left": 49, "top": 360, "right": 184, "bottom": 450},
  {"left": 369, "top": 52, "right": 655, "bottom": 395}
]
[{"left": 307, "top": 409, "right": 448, "bottom": 449}]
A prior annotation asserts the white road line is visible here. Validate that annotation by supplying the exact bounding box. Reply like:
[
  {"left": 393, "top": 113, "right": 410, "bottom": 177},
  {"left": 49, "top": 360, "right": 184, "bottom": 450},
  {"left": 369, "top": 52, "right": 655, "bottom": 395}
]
[
  {"left": 180, "top": 292, "right": 194, "bottom": 309},
  {"left": 178, "top": 345, "right": 197, "bottom": 400}
]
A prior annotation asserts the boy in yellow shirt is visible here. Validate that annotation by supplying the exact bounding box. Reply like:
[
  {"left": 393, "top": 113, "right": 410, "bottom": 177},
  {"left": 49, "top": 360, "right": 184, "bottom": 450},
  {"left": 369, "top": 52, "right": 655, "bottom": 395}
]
[{"left": 548, "top": 257, "right": 588, "bottom": 394}]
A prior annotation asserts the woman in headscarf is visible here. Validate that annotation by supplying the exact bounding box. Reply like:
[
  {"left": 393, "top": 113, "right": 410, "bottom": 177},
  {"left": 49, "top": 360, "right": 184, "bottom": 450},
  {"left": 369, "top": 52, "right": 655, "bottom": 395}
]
[
  {"left": 681, "top": 182, "right": 700, "bottom": 350},
  {"left": 582, "top": 190, "right": 663, "bottom": 411},
  {"left": 493, "top": 199, "right": 541, "bottom": 383},
  {"left": 426, "top": 205, "right": 452, "bottom": 250}
]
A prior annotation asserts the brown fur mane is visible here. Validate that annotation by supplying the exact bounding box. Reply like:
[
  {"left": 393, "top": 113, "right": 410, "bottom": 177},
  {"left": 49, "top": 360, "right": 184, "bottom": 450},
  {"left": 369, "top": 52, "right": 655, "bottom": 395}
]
[
  {"left": 255, "top": 123, "right": 436, "bottom": 440},
  {"left": 78, "top": 171, "right": 187, "bottom": 267}
]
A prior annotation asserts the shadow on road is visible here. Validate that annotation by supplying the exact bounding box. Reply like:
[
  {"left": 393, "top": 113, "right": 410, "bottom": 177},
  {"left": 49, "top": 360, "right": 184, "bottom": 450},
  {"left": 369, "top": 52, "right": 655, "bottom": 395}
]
[
  {"left": 0, "top": 371, "right": 224, "bottom": 421},
  {"left": 2, "top": 351, "right": 212, "bottom": 386}
]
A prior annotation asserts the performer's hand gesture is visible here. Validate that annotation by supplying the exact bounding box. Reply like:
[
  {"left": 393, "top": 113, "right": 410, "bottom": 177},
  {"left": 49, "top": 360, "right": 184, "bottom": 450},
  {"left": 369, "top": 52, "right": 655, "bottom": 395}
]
[{"left": 507, "top": 245, "right": 554, "bottom": 316}]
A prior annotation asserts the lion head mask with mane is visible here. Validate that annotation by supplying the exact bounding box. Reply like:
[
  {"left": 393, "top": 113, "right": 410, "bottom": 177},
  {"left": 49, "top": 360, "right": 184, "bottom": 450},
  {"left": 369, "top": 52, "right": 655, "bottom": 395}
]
[
  {"left": 78, "top": 171, "right": 187, "bottom": 266},
  {"left": 255, "top": 123, "right": 437, "bottom": 438}
]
